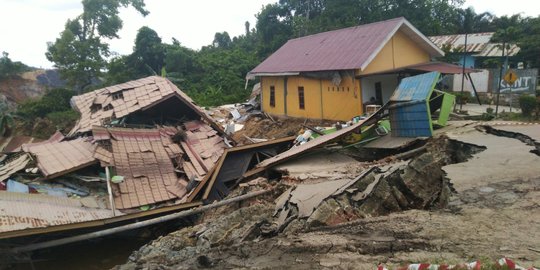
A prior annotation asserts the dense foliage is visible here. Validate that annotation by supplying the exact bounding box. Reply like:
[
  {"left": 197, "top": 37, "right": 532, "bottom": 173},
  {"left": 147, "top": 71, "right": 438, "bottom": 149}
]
[
  {"left": 41, "top": 0, "right": 540, "bottom": 107},
  {"left": 46, "top": 0, "right": 148, "bottom": 92},
  {"left": 15, "top": 88, "right": 79, "bottom": 137},
  {"left": 0, "top": 52, "right": 32, "bottom": 80},
  {"left": 518, "top": 95, "right": 537, "bottom": 117}
]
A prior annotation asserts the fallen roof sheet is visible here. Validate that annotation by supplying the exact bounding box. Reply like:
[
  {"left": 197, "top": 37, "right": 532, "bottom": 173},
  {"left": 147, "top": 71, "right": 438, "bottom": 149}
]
[
  {"left": 357, "top": 61, "right": 481, "bottom": 77},
  {"left": 0, "top": 154, "right": 31, "bottom": 182},
  {"left": 22, "top": 138, "right": 97, "bottom": 179},
  {"left": 245, "top": 105, "right": 387, "bottom": 177},
  {"left": 68, "top": 76, "right": 226, "bottom": 137},
  {"left": 390, "top": 71, "right": 439, "bottom": 102},
  {"left": 0, "top": 191, "right": 115, "bottom": 233}
]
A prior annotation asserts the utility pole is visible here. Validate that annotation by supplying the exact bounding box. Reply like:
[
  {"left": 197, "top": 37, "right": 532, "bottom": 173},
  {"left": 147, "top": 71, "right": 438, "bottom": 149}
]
[
  {"left": 495, "top": 41, "right": 506, "bottom": 117},
  {"left": 459, "top": 32, "right": 468, "bottom": 111}
]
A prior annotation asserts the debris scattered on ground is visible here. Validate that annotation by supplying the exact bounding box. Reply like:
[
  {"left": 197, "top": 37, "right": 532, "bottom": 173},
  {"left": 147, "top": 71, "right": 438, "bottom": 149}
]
[
  {"left": 232, "top": 116, "right": 336, "bottom": 145},
  {"left": 0, "top": 76, "right": 232, "bottom": 237},
  {"left": 2, "top": 71, "right": 540, "bottom": 270}
]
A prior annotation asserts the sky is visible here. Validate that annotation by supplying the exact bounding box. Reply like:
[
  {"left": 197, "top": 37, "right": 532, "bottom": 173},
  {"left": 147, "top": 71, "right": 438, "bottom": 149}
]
[{"left": 0, "top": 0, "right": 538, "bottom": 69}]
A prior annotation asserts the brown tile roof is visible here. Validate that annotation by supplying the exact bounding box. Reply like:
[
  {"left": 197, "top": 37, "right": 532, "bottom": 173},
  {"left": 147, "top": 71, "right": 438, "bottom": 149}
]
[
  {"left": 249, "top": 17, "right": 443, "bottom": 75},
  {"left": 22, "top": 138, "right": 97, "bottom": 178},
  {"left": 93, "top": 121, "right": 226, "bottom": 209},
  {"left": 106, "top": 127, "right": 183, "bottom": 209},
  {"left": 68, "top": 76, "right": 226, "bottom": 137}
]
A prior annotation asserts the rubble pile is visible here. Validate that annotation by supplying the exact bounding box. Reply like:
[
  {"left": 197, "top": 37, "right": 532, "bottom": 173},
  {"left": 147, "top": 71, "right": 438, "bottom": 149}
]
[
  {"left": 117, "top": 137, "right": 488, "bottom": 269},
  {"left": 232, "top": 116, "right": 336, "bottom": 145},
  {"left": 0, "top": 76, "right": 232, "bottom": 237}
]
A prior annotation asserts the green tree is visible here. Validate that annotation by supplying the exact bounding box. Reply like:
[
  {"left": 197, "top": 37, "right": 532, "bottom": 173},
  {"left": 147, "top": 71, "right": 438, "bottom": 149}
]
[
  {"left": 46, "top": 0, "right": 148, "bottom": 92},
  {"left": 213, "top": 32, "right": 232, "bottom": 49},
  {"left": 105, "top": 55, "right": 137, "bottom": 85},
  {"left": 0, "top": 52, "right": 31, "bottom": 80},
  {"left": 275, "top": 0, "right": 466, "bottom": 37},
  {"left": 0, "top": 101, "right": 14, "bottom": 137},
  {"left": 17, "top": 88, "right": 75, "bottom": 119},
  {"left": 162, "top": 40, "right": 199, "bottom": 84},
  {"left": 256, "top": 4, "right": 294, "bottom": 58},
  {"left": 516, "top": 16, "right": 540, "bottom": 68},
  {"left": 130, "top": 26, "right": 165, "bottom": 76}
]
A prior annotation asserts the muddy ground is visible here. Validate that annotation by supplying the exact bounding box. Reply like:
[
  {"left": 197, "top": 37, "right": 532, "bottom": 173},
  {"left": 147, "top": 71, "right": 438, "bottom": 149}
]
[
  {"left": 115, "top": 122, "right": 540, "bottom": 269},
  {"left": 232, "top": 116, "right": 336, "bottom": 145}
]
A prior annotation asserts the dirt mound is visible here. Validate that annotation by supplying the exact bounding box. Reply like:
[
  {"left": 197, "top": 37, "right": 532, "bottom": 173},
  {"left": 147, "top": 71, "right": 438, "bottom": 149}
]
[
  {"left": 232, "top": 116, "right": 336, "bottom": 145},
  {"left": 0, "top": 69, "right": 66, "bottom": 105}
]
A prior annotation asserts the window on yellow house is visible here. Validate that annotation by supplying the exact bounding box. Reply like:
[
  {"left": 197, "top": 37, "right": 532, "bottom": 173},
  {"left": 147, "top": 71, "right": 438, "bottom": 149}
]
[
  {"left": 269, "top": 86, "right": 276, "bottom": 107},
  {"left": 298, "top": 86, "right": 305, "bottom": 110}
]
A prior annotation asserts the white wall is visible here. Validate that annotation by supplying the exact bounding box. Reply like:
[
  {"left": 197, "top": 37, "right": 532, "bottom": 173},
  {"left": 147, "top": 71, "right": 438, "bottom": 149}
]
[
  {"left": 361, "top": 74, "right": 399, "bottom": 104},
  {"left": 452, "top": 70, "right": 490, "bottom": 93}
]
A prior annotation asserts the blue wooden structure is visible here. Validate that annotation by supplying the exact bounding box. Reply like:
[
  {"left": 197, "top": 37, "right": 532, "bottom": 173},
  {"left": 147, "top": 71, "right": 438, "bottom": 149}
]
[{"left": 388, "top": 72, "right": 455, "bottom": 138}]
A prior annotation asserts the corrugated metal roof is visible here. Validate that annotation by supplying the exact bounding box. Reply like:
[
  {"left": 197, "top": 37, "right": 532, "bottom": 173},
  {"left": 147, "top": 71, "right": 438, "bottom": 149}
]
[
  {"left": 0, "top": 154, "right": 31, "bottom": 182},
  {"left": 390, "top": 72, "right": 439, "bottom": 101},
  {"left": 245, "top": 105, "right": 388, "bottom": 176},
  {"left": 475, "top": 43, "right": 520, "bottom": 57},
  {"left": 389, "top": 103, "right": 432, "bottom": 137},
  {"left": 68, "top": 76, "right": 227, "bottom": 137},
  {"left": 0, "top": 191, "right": 115, "bottom": 233},
  {"left": 250, "top": 17, "right": 443, "bottom": 74},
  {"left": 388, "top": 72, "right": 440, "bottom": 137},
  {"left": 359, "top": 62, "right": 481, "bottom": 77},
  {"left": 429, "top": 32, "right": 520, "bottom": 57}
]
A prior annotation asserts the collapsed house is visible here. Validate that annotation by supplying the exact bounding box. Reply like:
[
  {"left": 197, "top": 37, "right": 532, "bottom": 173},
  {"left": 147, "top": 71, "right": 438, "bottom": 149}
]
[
  {"left": 1, "top": 69, "right": 458, "bottom": 258},
  {"left": 0, "top": 76, "right": 234, "bottom": 239}
]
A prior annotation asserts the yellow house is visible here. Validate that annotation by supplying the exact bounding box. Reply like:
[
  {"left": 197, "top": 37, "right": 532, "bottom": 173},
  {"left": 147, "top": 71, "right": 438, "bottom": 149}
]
[{"left": 248, "top": 17, "right": 446, "bottom": 121}]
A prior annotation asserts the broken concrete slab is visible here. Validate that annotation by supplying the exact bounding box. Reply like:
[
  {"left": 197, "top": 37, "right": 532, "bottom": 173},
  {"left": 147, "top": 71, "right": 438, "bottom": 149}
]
[
  {"left": 273, "top": 151, "right": 363, "bottom": 181},
  {"left": 286, "top": 178, "right": 353, "bottom": 218}
]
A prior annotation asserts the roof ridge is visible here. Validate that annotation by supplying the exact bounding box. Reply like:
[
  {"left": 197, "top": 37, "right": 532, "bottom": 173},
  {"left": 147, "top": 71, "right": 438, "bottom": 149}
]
[{"left": 288, "top": 17, "right": 405, "bottom": 42}]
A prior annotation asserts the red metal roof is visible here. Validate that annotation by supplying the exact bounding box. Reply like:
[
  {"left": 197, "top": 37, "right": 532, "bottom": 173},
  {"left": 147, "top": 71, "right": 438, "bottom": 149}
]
[
  {"left": 358, "top": 62, "right": 481, "bottom": 77},
  {"left": 407, "top": 62, "right": 480, "bottom": 74},
  {"left": 249, "top": 17, "right": 443, "bottom": 74}
]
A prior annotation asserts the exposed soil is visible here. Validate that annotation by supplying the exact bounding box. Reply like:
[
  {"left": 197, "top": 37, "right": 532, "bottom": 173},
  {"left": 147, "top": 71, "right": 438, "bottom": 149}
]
[
  {"left": 0, "top": 70, "right": 53, "bottom": 105},
  {"left": 232, "top": 116, "right": 336, "bottom": 145}
]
